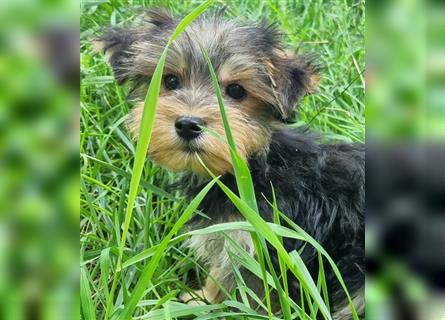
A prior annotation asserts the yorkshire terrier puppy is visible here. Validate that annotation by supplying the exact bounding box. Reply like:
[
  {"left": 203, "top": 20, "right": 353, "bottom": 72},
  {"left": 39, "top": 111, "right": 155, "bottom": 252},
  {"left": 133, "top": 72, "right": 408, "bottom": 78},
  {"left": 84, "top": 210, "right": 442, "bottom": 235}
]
[{"left": 98, "top": 8, "right": 364, "bottom": 319}]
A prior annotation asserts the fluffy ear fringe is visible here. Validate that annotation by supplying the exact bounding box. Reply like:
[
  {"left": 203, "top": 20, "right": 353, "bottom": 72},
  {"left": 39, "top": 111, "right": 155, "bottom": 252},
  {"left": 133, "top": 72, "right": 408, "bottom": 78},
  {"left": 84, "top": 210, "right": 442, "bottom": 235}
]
[
  {"left": 141, "top": 7, "right": 174, "bottom": 28},
  {"left": 267, "top": 51, "right": 321, "bottom": 122},
  {"left": 93, "top": 8, "right": 174, "bottom": 85},
  {"left": 93, "top": 26, "right": 138, "bottom": 84}
]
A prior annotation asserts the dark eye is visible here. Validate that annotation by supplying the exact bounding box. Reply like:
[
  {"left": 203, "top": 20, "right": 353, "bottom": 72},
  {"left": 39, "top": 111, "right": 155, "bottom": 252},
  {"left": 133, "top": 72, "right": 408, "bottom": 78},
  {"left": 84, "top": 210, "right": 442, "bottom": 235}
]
[
  {"left": 164, "top": 74, "right": 180, "bottom": 90},
  {"left": 226, "top": 83, "right": 246, "bottom": 100}
]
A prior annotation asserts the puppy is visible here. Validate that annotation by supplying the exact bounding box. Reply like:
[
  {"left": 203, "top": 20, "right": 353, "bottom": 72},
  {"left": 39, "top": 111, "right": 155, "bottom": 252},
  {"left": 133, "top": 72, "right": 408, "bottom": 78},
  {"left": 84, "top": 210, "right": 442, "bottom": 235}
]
[{"left": 98, "top": 8, "right": 364, "bottom": 319}]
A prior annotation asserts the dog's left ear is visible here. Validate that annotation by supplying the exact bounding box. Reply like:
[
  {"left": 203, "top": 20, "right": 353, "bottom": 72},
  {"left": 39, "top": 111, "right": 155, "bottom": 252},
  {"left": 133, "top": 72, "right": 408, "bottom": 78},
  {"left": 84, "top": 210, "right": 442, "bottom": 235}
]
[
  {"left": 93, "top": 8, "right": 175, "bottom": 85},
  {"left": 93, "top": 26, "right": 139, "bottom": 84},
  {"left": 266, "top": 51, "right": 320, "bottom": 122}
]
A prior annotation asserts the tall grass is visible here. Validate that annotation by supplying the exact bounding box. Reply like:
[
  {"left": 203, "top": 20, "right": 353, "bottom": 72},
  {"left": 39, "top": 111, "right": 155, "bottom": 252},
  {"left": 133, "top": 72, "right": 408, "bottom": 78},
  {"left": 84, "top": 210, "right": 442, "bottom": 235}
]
[{"left": 80, "top": 0, "right": 364, "bottom": 319}]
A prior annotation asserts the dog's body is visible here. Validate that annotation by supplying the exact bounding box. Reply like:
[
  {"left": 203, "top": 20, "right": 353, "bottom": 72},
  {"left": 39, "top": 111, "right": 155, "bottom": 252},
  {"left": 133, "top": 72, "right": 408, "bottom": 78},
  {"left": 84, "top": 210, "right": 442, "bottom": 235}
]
[
  {"left": 182, "top": 128, "right": 365, "bottom": 317},
  {"left": 99, "top": 8, "right": 364, "bottom": 318}
]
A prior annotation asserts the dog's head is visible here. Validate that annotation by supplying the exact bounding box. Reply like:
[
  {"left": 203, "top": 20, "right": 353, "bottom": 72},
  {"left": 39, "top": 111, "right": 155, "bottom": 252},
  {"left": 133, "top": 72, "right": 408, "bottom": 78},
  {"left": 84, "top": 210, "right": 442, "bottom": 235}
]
[{"left": 97, "top": 8, "right": 319, "bottom": 175}]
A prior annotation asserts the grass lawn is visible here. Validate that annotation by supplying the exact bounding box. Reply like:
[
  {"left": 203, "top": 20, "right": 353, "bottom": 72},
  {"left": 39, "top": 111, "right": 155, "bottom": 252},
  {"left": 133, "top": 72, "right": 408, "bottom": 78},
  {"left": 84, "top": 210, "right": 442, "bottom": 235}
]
[{"left": 80, "top": 0, "right": 364, "bottom": 319}]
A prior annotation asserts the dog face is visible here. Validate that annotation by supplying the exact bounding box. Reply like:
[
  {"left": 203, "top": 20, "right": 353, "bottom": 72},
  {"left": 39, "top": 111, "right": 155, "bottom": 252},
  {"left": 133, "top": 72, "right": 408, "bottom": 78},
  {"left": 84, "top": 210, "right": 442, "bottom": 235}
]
[{"left": 99, "top": 9, "right": 318, "bottom": 175}]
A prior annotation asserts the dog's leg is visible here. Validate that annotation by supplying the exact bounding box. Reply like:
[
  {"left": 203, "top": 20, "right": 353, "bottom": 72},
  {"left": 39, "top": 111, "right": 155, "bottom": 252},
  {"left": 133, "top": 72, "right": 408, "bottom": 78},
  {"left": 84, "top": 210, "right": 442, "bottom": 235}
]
[
  {"left": 181, "top": 229, "right": 254, "bottom": 305},
  {"left": 179, "top": 268, "right": 229, "bottom": 305}
]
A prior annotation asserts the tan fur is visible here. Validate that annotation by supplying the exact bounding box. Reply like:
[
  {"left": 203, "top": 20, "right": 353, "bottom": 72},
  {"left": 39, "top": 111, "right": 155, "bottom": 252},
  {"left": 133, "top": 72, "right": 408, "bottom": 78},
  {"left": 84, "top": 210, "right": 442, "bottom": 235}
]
[
  {"left": 333, "top": 287, "right": 365, "bottom": 320},
  {"left": 219, "top": 57, "right": 279, "bottom": 109},
  {"left": 180, "top": 228, "right": 255, "bottom": 304},
  {"left": 179, "top": 268, "right": 226, "bottom": 304},
  {"left": 128, "top": 83, "right": 272, "bottom": 176},
  {"left": 132, "top": 40, "right": 187, "bottom": 79}
]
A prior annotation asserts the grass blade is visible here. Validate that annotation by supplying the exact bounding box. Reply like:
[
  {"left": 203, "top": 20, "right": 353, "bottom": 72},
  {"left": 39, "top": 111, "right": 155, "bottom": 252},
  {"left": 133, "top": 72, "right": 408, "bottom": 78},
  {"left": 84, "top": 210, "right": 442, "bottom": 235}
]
[
  {"left": 200, "top": 43, "right": 258, "bottom": 212},
  {"left": 100, "top": 248, "right": 111, "bottom": 303},
  {"left": 141, "top": 302, "right": 225, "bottom": 320},
  {"left": 122, "top": 221, "right": 305, "bottom": 269},
  {"left": 81, "top": 267, "right": 97, "bottom": 320},
  {"left": 271, "top": 185, "right": 291, "bottom": 318},
  {"left": 201, "top": 42, "right": 276, "bottom": 316},
  {"left": 318, "top": 253, "right": 330, "bottom": 314}
]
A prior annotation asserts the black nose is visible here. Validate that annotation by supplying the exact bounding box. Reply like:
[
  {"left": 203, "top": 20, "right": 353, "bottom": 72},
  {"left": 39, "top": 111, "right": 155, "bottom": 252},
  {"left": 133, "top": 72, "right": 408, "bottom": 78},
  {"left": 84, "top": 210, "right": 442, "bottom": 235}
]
[{"left": 174, "top": 116, "right": 206, "bottom": 141}]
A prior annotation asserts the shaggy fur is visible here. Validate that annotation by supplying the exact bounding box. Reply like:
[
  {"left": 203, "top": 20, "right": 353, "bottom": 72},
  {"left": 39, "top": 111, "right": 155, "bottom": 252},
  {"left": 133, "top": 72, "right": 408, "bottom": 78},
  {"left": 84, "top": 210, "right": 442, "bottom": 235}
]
[
  {"left": 98, "top": 8, "right": 365, "bottom": 319},
  {"left": 182, "top": 128, "right": 365, "bottom": 317}
]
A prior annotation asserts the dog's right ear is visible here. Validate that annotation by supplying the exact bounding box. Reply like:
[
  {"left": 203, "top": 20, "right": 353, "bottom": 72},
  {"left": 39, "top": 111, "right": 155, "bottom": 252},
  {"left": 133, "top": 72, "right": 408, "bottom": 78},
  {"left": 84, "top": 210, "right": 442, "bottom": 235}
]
[{"left": 94, "top": 8, "right": 174, "bottom": 85}]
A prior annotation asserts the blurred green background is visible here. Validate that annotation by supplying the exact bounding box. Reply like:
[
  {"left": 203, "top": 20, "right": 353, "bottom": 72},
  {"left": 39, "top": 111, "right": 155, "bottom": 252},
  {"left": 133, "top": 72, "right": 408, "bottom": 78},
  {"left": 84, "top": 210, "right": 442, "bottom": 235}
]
[
  {"left": 366, "top": 0, "right": 445, "bottom": 140},
  {"left": 0, "top": 0, "right": 79, "bottom": 319},
  {"left": 366, "top": 1, "right": 445, "bottom": 319}
]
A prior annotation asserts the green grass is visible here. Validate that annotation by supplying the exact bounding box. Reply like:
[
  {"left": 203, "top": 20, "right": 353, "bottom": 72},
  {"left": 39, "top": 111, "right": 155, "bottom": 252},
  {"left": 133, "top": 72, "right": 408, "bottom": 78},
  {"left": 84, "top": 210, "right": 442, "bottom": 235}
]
[{"left": 80, "top": 0, "right": 364, "bottom": 319}]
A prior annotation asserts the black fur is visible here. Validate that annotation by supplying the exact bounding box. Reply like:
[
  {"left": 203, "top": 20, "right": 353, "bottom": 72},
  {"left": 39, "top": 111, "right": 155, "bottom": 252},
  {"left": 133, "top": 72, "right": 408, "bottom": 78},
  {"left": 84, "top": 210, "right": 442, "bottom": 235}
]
[
  {"left": 99, "top": 27, "right": 138, "bottom": 84},
  {"left": 182, "top": 127, "right": 365, "bottom": 313}
]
